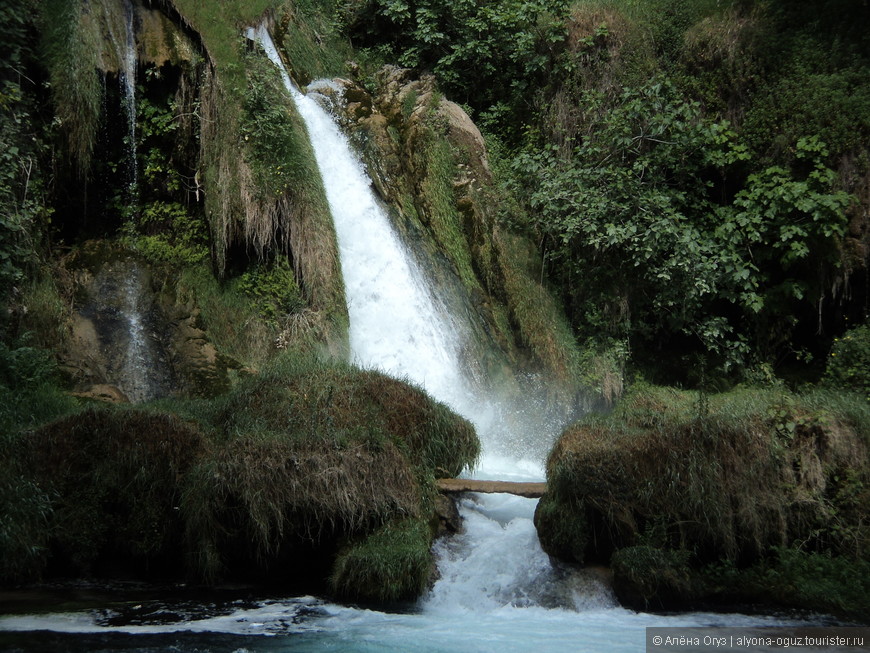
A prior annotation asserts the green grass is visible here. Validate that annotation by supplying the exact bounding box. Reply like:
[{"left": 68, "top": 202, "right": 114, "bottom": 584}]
[
  {"left": 279, "top": 0, "right": 352, "bottom": 84},
  {"left": 0, "top": 348, "right": 478, "bottom": 587},
  {"left": 542, "top": 383, "right": 870, "bottom": 565},
  {"left": 175, "top": 265, "right": 277, "bottom": 367},
  {"left": 417, "top": 118, "right": 479, "bottom": 291},
  {"left": 175, "top": 351, "right": 477, "bottom": 580},
  {"left": 330, "top": 518, "right": 434, "bottom": 602}
]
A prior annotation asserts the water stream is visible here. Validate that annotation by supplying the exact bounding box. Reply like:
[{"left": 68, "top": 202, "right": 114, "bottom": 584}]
[
  {"left": 103, "top": 0, "right": 139, "bottom": 204},
  {"left": 0, "top": 26, "right": 824, "bottom": 653}
]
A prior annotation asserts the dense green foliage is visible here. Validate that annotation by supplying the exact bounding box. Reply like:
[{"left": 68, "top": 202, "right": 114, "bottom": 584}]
[
  {"left": 346, "top": 0, "right": 568, "bottom": 132},
  {"left": 345, "top": 0, "right": 869, "bottom": 383},
  {"left": 0, "top": 0, "right": 52, "bottom": 316},
  {"left": 0, "top": 340, "right": 78, "bottom": 581},
  {"left": 824, "top": 324, "right": 870, "bottom": 400}
]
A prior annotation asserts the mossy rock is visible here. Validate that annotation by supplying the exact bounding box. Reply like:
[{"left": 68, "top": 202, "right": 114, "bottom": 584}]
[
  {"left": 534, "top": 492, "right": 588, "bottom": 564},
  {"left": 330, "top": 518, "right": 434, "bottom": 603},
  {"left": 611, "top": 545, "right": 696, "bottom": 610},
  {"left": 538, "top": 384, "right": 870, "bottom": 613}
]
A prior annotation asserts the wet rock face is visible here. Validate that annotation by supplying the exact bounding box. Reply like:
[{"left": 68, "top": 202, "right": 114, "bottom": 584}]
[
  {"left": 70, "top": 257, "right": 174, "bottom": 403},
  {"left": 62, "top": 246, "right": 230, "bottom": 401}
]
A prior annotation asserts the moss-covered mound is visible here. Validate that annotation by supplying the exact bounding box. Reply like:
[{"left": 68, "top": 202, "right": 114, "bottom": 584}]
[
  {"left": 535, "top": 384, "right": 870, "bottom": 615},
  {"left": 4, "top": 352, "right": 478, "bottom": 600},
  {"left": 26, "top": 407, "right": 205, "bottom": 576}
]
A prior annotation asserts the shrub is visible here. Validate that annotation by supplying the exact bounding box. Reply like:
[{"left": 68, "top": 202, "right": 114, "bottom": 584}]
[
  {"left": 824, "top": 323, "right": 870, "bottom": 400},
  {"left": 23, "top": 407, "right": 204, "bottom": 576}
]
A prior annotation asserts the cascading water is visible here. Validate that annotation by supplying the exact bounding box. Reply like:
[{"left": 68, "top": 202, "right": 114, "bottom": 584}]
[
  {"left": 104, "top": 0, "right": 139, "bottom": 203},
  {"left": 86, "top": 258, "right": 171, "bottom": 403},
  {"left": 115, "top": 262, "right": 162, "bottom": 402},
  {"left": 250, "top": 26, "right": 599, "bottom": 616}
]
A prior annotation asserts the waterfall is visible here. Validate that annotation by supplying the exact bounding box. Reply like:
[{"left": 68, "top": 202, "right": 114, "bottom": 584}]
[
  {"left": 120, "top": 0, "right": 138, "bottom": 204},
  {"left": 104, "top": 0, "right": 139, "bottom": 205},
  {"left": 249, "top": 33, "right": 477, "bottom": 423},
  {"left": 249, "top": 26, "right": 608, "bottom": 612},
  {"left": 86, "top": 258, "right": 171, "bottom": 403}
]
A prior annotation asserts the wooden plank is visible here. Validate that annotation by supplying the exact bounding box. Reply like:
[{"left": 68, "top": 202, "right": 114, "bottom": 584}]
[{"left": 435, "top": 478, "right": 547, "bottom": 498}]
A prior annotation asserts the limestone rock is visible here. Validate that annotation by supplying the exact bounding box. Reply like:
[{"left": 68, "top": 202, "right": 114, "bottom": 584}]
[{"left": 61, "top": 243, "right": 230, "bottom": 402}]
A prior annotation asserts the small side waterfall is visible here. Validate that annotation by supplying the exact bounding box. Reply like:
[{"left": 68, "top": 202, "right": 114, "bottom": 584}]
[
  {"left": 104, "top": 0, "right": 139, "bottom": 204},
  {"left": 84, "top": 258, "right": 171, "bottom": 403},
  {"left": 120, "top": 0, "right": 138, "bottom": 202},
  {"left": 251, "top": 27, "right": 611, "bottom": 613}
]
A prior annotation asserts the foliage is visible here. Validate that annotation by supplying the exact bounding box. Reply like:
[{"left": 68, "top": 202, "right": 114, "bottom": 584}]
[
  {"left": 123, "top": 201, "right": 208, "bottom": 265},
  {"left": 706, "top": 547, "right": 870, "bottom": 619},
  {"left": 237, "top": 258, "right": 307, "bottom": 325},
  {"left": 330, "top": 518, "right": 433, "bottom": 601},
  {"left": 241, "top": 49, "right": 316, "bottom": 197},
  {"left": 280, "top": 0, "right": 353, "bottom": 84},
  {"left": 39, "top": 0, "right": 102, "bottom": 173},
  {"left": 823, "top": 324, "right": 870, "bottom": 400},
  {"left": 0, "top": 0, "right": 51, "bottom": 311},
  {"left": 513, "top": 75, "right": 851, "bottom": 374},
  {"left": 513, "top": 79, "right": 744, "bottom": 363},
  {"left": 0, "top": 339, "right": 77, "bottom": 436},
  {"left": 540, "top": 383, "right": 869, "bottom": 565},
  {"left": 137, "top": 88, "right": 184, "bottom": 196},
  {"left": 0, "top": 337, "right": 77, "bottom": 583},
  {"left": 345, "top": 0, "right": 569, "bottom": 133},
  {"left": 176, "top": 265, "right": 278, "bottom": 366}
]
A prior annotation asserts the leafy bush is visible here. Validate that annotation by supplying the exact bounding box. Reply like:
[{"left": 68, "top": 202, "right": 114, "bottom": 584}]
[
  {"left": 345, "top": 0, "right": 569, "bottom": 134},
  {"left": 123, "top": 201, "right": 208, "bottom": 265},
  {"left": 512, "top": 78, "right": 746, "bottom": 360},
  {"left": 237, "top": 259, "right": 307, "bottom": 325},
  {"left": 824, "top": 324, "right": 870, "bottom": 400}
]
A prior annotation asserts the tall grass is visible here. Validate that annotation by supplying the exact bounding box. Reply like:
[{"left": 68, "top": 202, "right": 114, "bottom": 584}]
[
  {"left": 279, "top": 0, "right": 352, "bottom": 84},
  {"left": 330, "top": 518, "right": 433, "bottom": 602},
  {"left": 40, "top": 0, "right": 103, "bottom": 174},
  {"left": 542, "top": 383, "right": 870, "bottom": 565}
]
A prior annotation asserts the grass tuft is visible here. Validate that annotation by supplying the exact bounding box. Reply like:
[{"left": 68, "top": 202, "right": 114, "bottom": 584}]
[{"left": 330, "top": 518, "right": 433, "bottom": 602}]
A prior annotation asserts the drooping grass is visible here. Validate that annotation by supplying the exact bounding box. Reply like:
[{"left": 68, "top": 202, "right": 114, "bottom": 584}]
[
  {"left": 330, "top": 518, "right": 434, "bottom": 602},
  {"left": 541, "top": 383, "right": 870, "bottom": 566},
  {"left": 279, "top": 0, "right": 352, "bottom": 84},
  {"left": 39, "top": 0, "right": 104, "bottom": 174},
  {"left": 539, "top": 382, "right": 870, "bottom": 612},
  {"left": 170, "top": 350, "right": 477, "bottom": 582},
  {"left": 168, "top": 1, "right": 348, "bottom": 340}
]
